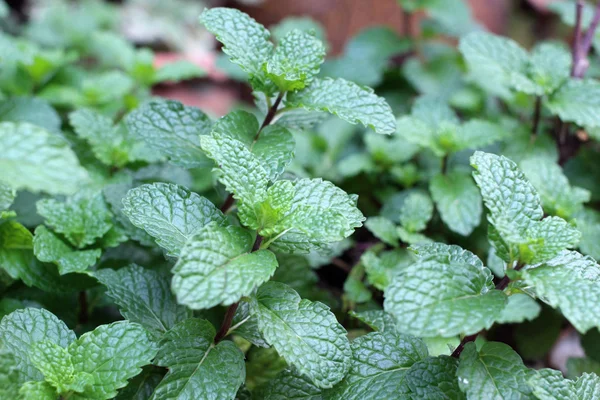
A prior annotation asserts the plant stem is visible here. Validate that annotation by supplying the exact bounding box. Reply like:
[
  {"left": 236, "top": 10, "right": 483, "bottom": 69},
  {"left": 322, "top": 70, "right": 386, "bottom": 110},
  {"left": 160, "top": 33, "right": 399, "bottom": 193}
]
[
  {"left": 220, "top": 193, "right": 235, "bottom": 213},
  {"left": 441, "top": 154, "right": 448, "bottom": 175},
  {"left": 451, "top": 262, "right": 525, "bottom": 358},
  {"left": 571, "top": 0, "right": 600, "bottom": 78},
  {"left": 531, "top": 96, "right": 542, "bottom": 139}
]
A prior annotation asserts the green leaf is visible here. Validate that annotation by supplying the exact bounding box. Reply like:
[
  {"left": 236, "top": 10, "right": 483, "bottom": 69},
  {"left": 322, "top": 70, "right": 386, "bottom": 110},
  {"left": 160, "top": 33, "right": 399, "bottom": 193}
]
[
  {"left": 567, "top": 358, "right": 600, "bottom": 379},
  {"left": 36, "top": 191, "right": 113, "bottom": 249},
  {"left": 456, "top": 119, "right": 508, "bottom": 151},
  {"left": 245, "top": 347, "right": 288, "bottom": 391},
  {"left": 521, "top": 156, "right": 590, "bottom": 219},
  {"left": 252, "top": 282, "right": 351, "bottom": 388},
  {"left": 172, "top": 224, "right": 277, "bottom": 310},
  {"left": 349, "top": 310, "right": 398, "bottom": 332},
  {"left": 126, "top": 100, "right": 213, "bottom": 168},
  {"left": 364, "top": 217, "right": 398, "bottom": 246},
  {"left": 266, "top": 178, "right": 365, "bottom": 253},
  {"left": 114, "top": 366, "right": 164, "bottom": 400},
  {"left": 0, "top": 343, "right": 21, "bottom": 399},
  {"left": 497, "top": 293, "right": 541, "bottom": 324},
  {"left": 266, "top": 29, "right": 325, "bottom": 91},
  {"left": 547, "top": 79, "right": 600, "bottom": 128},
  {"left": 153, "top": 60, "right": 206, "bottom": 83},
  {"left": 384, "top": 243, "right": 507, "bottom": 337},
  {"left": 396, "top": 227, "right": 432, "bottom": 245},
  {"left": 471, "top": 151, "right": 580, "bottom": 264},
  {"left": 258, "top": 368, "right": 323, "bottom": 400},
  {"left": 327, "top": 330, "right": 428, "bottom": 399},
  {"left": 0, "top": 97, "right": 61, "bottom": 133},
  {"left": 430, "top": 171, "right": 482, "bottom": 236},
  {"left": 0, "top": 308, "right": 75, "bottom": 384},
  {"left": 200, "top": 7, "right": 274, "bottom": 91},
  {"left": 529, "top": 42, "right": 571, "bottom": 94},
  {"left": 405, "top": 356, "right": 464, "bottom": 399},
  {"left": 399, "top": 191, "right": 433, "bottom": 233},
  {"left": 0, "top": 182, "right": 15, "bottom": 212},
  {"left": 95, "top": 265, "right": 191, "bottom": 335},
  {"left": 576, "top": 208, "right": 600, "bottom": 260},
  {"left": 362, "top": 249, "right": 412, "bottom": 290},
  {"left": 122, "top": 183, "right": 227, "bottom": 256},
  {"left": 29, "top": 340, "right": 93, "bottom": 394},
  {"left": 459, "top": 31, "right": 537, "bottom": 97},
  {"left": 19, "top": 381, "right": 57, "bottom": 400},
  {"left": 529, "top": 369, "right": 600, "bottom": 400},
  {"left": 523, "top": 250, "right": 600, "bottom": 333},
  {"left": 286, "top": 77, "right": 396, "bottom": 135},
  {"left": 33, "top": 226, "right": 101, "bottom": 275},
  {"left": 457, "top": 341, "right": 534, "bottom": 399},
  {"left": 70, "top": 108, "right": 159, "bottom": 167},
  {"left": 68, "top": 321, "right": 157, "bottom": 400},
  {"left": 152, "top": 318, "right": 245, "bottom": 400},
  {"left": 0, "top": 122, "right": 88, "bottom": 195}
]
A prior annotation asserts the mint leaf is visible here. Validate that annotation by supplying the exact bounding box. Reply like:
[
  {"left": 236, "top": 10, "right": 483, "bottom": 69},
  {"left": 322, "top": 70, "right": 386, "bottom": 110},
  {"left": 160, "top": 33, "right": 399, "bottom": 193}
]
[
  {"left": 327, "top": 330, "right": 428, "bottom": 399},
  {"left": 266, "top": 29, "right": 325, "bottom": 91},
  {"left": 19, "top": 381, "right": 57, "bottom": 400},
  {"left": 547, "top": 79, "right": 600, "bottom": 128},
  {"left": 497, "top": 293, "right": 541, "bottom": 324},
  {"left": 430, "top": 171, "right": 482, "bottom": 236},
  {"left": 529, "top": 369, "right": 600, "bottom": 400},
  {"left": 405, "top": 356, "right": 463, "bottom": 399},
  {"left": 0, "top": 97, "right": 61, "bottom": 133},
  {"left": 286, "top": 77, "right": 396, "bottom": 135},
  {"left": 529, "top": 42, "right": 571, "bottom": 94},
  {"left": 152, "top": 318, "right": 245, "bottom": 400},
  {"left": 0, "top": 308, "right": 75, "bottom": 384},
  {"left": 200, "top": 7, "right": 274, "bottom": 91},
  {"left": 114, "top": 366, "right": 164, "bottom": 400},
  {"left": 153, "top": 60, "right": 206, "bottom": 83},
  {"left": 33, "top": 226, "right": 101, "bottom": 275},
  {"left": 95, "top": 265, "right": 191, "bottom": 335},
  {"left": 0, "top": 183, "right": 15, "bottom": 212},
  {"left": 399, "top": 191, "right": 433, "bottom": 233},
  {"left": 0, "top": 122, "right": 88, "bottom": 195},
  {"left": 36, "top": 191, "right": 113, "bottom": 249},
  {"left": 0, "top": 343, "right": 20, "bottom": 399},
  {"left": 68, "top": 321, "right": 157, "bottom": 400},
  {"left": 252, "top": 282, "right": 351, "bottom": 388},
  {"left": 365, "top": 216, "right": 398, "bottom": 246},
  {"left": 348, "top": 310, "right": 398, "bottom": 332},
  {"left": 457, "top": 342, "right": 534, "bottom": 399},
  {"left": 122, "top": 183, "right": 227, "bottom": 256},
  {"left": 172, "top": 224, "right": 277, "bottom": 310},
  {"left": 362, "top": 249, "right": 412, "bottom": 290},
  {"left": 126, "top": 100, "right": 213, "bottom": 168},
  {"left": 523, "top": 251, "right": 600, "bottom": 333},
  {"left": 257, "top": 368, "right": 323, "bottom": 400},
  {"left": 384, "top": 243, "right": 507, "bottom": 337}
]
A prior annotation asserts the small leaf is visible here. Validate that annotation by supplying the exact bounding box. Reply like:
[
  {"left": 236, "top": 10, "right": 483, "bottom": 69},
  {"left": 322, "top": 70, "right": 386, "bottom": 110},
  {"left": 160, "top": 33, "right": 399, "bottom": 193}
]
[
  {"left": 151, "top": 318, "right": 245, "bottom": 400},
  {"left": 286, "top": 77, "right": 396, "bottom": 135},
  {"left": 364, "top": 216, "right": 398, "bottom": 246},
  {"left": 172, "top": 224, "right": 277, "bottom": 310},
  {"left": 0, "top": 122, "right": 88, "bottom": 195},
  {"left": 95, "top": 265, "right": 191, "bottom": 335},
  {"left": 253, "top": 282, "right": 351, "bottom": 388},
  {"left": 547, "top": 79, "right": 600, "bottom": 128},
  {"left": 457, "top": 342, "right": 534, "bottom": 399},
  {"left": 399, "top": 191, "right": 433, "bottom": 233},
  {"left": 153, "top": 60, "right": 206, "bottom": 83},
  {"left": 348, "top": 310, "right": 398, "bottom": 332},
  {"left": 497, "top": 293, "right": 541, "bottom": 324},
  {"left": 33, "top": 226, "right": 101, "bottom": 275},
  {"left": 529, "top": 42, "right": 571, "bottom": 94},
  {"left": 430, "top": 171, "right": 482, "bottom": 236},
  {"left": 122, "top": 183, "right": 227, "bottom": 256},
  {"left": 384, "top": 243, "right": 507, "bottom": 337},
  {"left": 126, "top": 100, "right": 213, "bottom": 168}
]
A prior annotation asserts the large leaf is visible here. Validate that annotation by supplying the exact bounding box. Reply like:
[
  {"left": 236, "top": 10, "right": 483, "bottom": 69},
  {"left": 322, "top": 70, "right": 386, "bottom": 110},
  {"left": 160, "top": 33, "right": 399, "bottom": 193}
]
[
  {"left": 151, "top": 318, "right": 245, "bottom": 400},
  {"left": 95, "top": 265, "right": 191, "bottom": 335},
  {"left": 122, "top": 183, "right": 227, "bottom": 256},
  {"left": 172, "top": 224, "right": 277, "bottom": 310},
  {"left": 252, "top": 282, "right": 351, "bottom": 388},
  {"left": 0, "top": 122, "right": 88, "bottom": 195},
  {"left": 384, "top": 243, "right": 507, "bottom": 337},
  {"left": 529, "top": 369, "right": 600, "bottom": 400},
  {"left": 286, "top": 77, "right": 396, "bottom": 135}
]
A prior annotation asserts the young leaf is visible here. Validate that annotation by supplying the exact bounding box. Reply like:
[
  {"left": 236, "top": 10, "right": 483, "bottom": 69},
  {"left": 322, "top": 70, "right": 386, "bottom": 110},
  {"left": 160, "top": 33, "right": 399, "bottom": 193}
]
[
  {"left": 0, "top": 308, "right": 75, "bottom": 384},
  {"left": 122, "top": 183, "right": 227, "bottom": 256},
  {"left": 172, "top": 224, "right": 277, "bottom": 310},
  {"left": 33, "top": 226, "right": 101, "bottom": 275},
  {"left": 266, "top": 29, "right": 326, "bottom": 91},
  {"left": 547, "top": 79, "right": 600, "bottom": 128},
  {"left": 200, "top": 7, "right": 274, "bottom": 91},
  {"left": 36, "top": 191, "right": 113, "bottom": 249},
  {"left": 327, "top": 330, "right": 428, "bottom": 399},
  {"left": 523, "top": 251, "right": 600, "bottom": 333},
  {"left": 0, "top": 122, "right": 88, "bottom": 195},
  {"left": 151, "top": 318, "right": 245, "bottom": 400},
  {"left": 430, "top": 171, "right": 482, "bottom": 236},
  {"left": 384, "top": 243, "right": 507, "bottom": 337},
  {"left": 529, "top": 42, "right": 571, "bottom": 94},
  {"left": 398, "top": 191, "right": 433, "bottom": 233},
  {"left": 457, "top": 342, "right": 534, "bottom": 399},
  {"left": 252, "top": 282, "right": 351, "bottom": 388},
  {"left": 95, "top": 265, "right": 191, "bottom": 335},
  {"left": 126, "top": 100, "right": 213, "bottom": 168},
  {"left": 365, "top": 216, "right": 398, "bottom": 246},
  {"left": 286, "top": 77, "right": 396, "bottom": 135},
  {"left": 68, "top": 321, "right": 157, "bottom": 400}
]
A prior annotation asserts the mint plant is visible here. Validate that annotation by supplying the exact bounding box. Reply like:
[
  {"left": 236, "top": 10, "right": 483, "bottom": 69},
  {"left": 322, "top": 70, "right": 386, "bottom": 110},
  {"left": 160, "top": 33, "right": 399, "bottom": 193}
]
[{"left": 2, "top": 1, "right": 600, "bottom": 399}]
